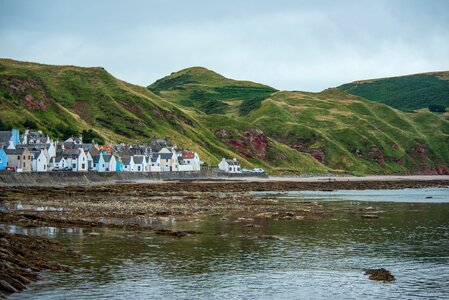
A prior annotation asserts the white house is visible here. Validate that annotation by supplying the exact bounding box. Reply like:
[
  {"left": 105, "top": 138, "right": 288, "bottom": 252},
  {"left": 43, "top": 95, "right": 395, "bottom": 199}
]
[
  {"left": 218, "top": 158, "right": 242, "bottom": 173},
  {"left": 122, "top": 156, "right": 135, "bottom": 172},
  {"left": 178, "top": 151, "right": 202, "bottom": 171},
  {"left": 62, "top": 148, "right": 88, "bottom": 171},
  {"left": 103, "top": 154, "right": 117, "bottom": 172},
  {"left": 54, "top": 155, "right": 67, "bottom": 170},
  {"left": 148, "top": 153, "right": 161, "bottom": 172},
  {"left": 31, "top": 149, "right": 48, "bottom": 172},
  {"left": 133, "top": 155, "right": 146, "bottom": 172},
  {"left": 85, "top": 150, "right": 93, "bottom": 170}
]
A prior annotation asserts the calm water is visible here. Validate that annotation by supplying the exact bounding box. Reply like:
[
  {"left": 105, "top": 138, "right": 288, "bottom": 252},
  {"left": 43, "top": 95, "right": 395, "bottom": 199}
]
[{"left": 6, "top": 188, "right": 449, "bottom": 299}]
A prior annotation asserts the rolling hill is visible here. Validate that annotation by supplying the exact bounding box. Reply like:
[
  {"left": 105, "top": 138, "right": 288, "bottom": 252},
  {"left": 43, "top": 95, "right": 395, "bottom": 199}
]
[
  {"left": 338, "top": 71, "right": 449, "bottom": 111},
  {"left": 148, "top": 67, "right": 277, "bottom": 115},
  {"left": 1, "top": 58, "right": 448, "bottom": 175}
]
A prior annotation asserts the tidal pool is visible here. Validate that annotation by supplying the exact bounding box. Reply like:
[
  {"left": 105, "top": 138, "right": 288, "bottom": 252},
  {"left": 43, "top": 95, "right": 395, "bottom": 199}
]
[{"left": 5, "top": 188, "right": 449, "bottom": 299}]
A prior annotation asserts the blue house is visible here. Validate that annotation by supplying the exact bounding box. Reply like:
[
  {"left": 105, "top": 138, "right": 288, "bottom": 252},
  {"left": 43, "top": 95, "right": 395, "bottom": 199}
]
[
  {"left": 0, "top": 128, "right": 20, "bottom": 148},
  {"left": 10, "top": 129, "right": 20, "bottom": 146},
  {"left": 116, "top": 156, "right": 124, "bottom": 172},
  {"left": 0, "top": 148, "right": 8, "bottom": 170},
  {"left": 92, "top": 153, "right": 106, "bottom": 172}
]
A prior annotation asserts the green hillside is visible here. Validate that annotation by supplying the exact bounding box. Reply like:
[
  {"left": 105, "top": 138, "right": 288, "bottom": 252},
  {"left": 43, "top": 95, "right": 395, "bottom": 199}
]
[
  {"left": 338, "top": 72, "right": 449, "bottom": 111},
  {"left": 148, "top": 67, "right": 277, "bottom": 115},
  {"left": 1, "top": 58, "right": 448, "bottom": 175}
]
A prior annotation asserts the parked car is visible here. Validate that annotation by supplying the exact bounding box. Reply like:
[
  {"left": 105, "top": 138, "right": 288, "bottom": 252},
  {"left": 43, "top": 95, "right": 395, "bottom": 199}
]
[
  {"left": 62, "top": 167, "right": 72, "bottom": 171},
  {"left": 5, "top": 166, "right": 14, "bottom": 172},
  {"left": 253, "top": 168, "right": 265, "bottom": 173}
]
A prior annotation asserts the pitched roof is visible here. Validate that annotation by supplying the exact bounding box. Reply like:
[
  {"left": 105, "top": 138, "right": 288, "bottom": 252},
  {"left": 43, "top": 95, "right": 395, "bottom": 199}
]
[
  {"left": 16, "top": 143, "right": 49, "bottom": 151},
  {"left": 55, "top": 155, "right": 64, "bottom": 162},
  {"left": 121, "top": 156, "right": 132, "bottom": 165},
  {"left": 183, "top": 151, "right": 195, "bottom": 159},
  {"left": 92, "top": 155, "right": 102, "bottom": 164},
  {"left": 0, "top": 131, "right": 12, "bottom": 144},
  {"left": 133, "top": 155, "right": 145, "bottom": 164},
  {"left": 5, "top": 148, "right": 26, "bottom": 155},
  {"left": 62, "top": 149, "right": 80, "bottom": 156},
  {"left": 159, "top": 152, "right": 173, "bottom": 160},
  {"left": 226, "top": 159, "right": 240, "bottom": 166},
  {"left": 30, "top": 150, "right": 42, "bottom": 159},
  {"left": 103, "top": 154, "right": 113, "bottom": 163},
  {"left": 149, "top": 153, "right": 160, "bottom": 162}
]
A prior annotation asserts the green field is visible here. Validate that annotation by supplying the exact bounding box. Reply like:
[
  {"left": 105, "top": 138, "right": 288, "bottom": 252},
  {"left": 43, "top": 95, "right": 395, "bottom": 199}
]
[{"left": 338, "top": 72, "right": 449, "bottom": 111}]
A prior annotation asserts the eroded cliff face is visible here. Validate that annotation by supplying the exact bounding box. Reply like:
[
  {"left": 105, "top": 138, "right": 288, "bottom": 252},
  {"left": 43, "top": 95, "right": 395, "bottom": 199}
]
[
  {"left": 216, "top": 129, "right": 268, "bottom": 159},
  {"left": 2, "top": 77, "right": 50, "bottom": 110}
]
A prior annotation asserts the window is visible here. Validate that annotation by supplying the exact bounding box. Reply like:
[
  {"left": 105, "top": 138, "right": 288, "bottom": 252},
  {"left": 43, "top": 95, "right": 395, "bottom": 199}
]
[
  {"left": 0, "top": 158, "right": 2, "bottom": 163},
  {"left": 17, "top": 156, "right": 20, "bottom": 160},
  {"left": 82, "top": 163, "right": 85, "bottom": 169},
  {"left": 23, "top": 155, "right": 25, "bottom": 159},
  {"left": 28, "top": 156, "right": 31, "bottom": 160},
  {"left": 23, "top": 162, "right": 25, "bottom": 167}
]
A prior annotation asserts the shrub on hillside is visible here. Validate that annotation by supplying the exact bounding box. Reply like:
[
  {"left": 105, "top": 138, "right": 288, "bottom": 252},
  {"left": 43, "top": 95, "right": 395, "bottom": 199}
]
[{"left": 428, "top": 104, "right": 446, "bottom": 113}]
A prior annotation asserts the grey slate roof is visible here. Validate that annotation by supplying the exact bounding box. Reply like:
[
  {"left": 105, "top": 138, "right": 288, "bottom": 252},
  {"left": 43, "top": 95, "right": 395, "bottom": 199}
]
[
  {"left": 159, "top": 152, "right": 173, "bottom": 160},
  {"left": 62, "top": 149, "right": 80, "bottom": 156},
  {"left": 55, "top": 155, "right": 64, "bottom": 163},
  {"left": 30, "top": 150, "right": 42, "bottom": 159},
  {"left": 226, "top": 159, "right": 240, "bottom": 166},
  {"left": 0, "top": 131, "right": 12, "bottom": 144},
  {"left": 103, "top": 155, "right": 112, "bottom": 163},
  {"left": 121, "top": 156, "right": 132, "bottom": 165},
  {"left": 92, "top": 155, "right": 101, "bottom": 164},
  {"left": 133, "top": 156, "right": 145, "bottom": 164},
  {"left": 5, "top": 148, "right": 26, "bottom": 155}
]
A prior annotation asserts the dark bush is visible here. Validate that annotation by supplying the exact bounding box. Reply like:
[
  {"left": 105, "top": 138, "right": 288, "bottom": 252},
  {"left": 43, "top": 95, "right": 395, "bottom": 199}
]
[{"left": 428, "top": 104, "right": 446, "bottom": 113}]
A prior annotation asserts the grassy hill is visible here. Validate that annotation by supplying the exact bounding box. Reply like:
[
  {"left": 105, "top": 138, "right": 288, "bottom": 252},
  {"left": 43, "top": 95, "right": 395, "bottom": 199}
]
[
  {"left": 338, "top": 72, "right": 449, "bottom": 111},
  {"left": 1, "top": 58, "right": 448, "bottom": 175},
  {"left": 148, "top": 67, "right": 278, "bottom": 115}
]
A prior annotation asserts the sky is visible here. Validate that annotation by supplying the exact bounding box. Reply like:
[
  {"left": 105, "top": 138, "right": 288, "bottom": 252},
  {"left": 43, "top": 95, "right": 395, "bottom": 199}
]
[{"left": 1, "top": 0, "right": 449, "bottom": 91}]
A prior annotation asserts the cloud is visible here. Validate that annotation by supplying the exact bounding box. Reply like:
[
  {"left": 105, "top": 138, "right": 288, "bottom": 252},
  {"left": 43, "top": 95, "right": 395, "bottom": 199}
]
[{"left": 1, "top": 0, "right": 449, "bottom": 91}]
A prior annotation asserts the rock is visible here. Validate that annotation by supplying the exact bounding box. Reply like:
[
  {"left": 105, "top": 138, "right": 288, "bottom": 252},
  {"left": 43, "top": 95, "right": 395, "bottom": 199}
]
[
  {"left": 361, "top": 214, "right": 380, "bottom": 219},
  {"left": 257, "top": 235, "right": 280, "bottom": 240},
  {"left": 0, "top": 279, "right": 18, "bottom": 293},
  {"left": 365, "top": 268, "right": 395, "bottom": 281},
  {"left": 154, "top": 229, "right": 201, "bottom": 237}
]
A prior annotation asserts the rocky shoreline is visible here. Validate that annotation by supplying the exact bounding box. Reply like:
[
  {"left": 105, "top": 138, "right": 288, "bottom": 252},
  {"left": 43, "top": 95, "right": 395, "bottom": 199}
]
[
  {"left": 1, "top": 179, "right": 448, "bottom": 297},
  {"left": 0, "top": 228, "right": 74, "bottom": 298},
  {"left": 1, "top": 180, "right": 448, "bottom": 228}
]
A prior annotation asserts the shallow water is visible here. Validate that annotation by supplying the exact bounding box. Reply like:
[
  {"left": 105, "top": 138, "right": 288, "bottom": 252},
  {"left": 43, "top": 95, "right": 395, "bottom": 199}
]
[
  {"left": 5, "top": 188, "right": 449, "bottom": 299},
  {"left": 251, "top": 187, "right": 449, "bottom": 203}
]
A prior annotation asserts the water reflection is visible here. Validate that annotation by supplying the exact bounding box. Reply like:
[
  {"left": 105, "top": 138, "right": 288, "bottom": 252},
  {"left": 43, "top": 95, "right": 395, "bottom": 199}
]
[{"left": 5, "top": 191, "right": 449, "bottom": 299}]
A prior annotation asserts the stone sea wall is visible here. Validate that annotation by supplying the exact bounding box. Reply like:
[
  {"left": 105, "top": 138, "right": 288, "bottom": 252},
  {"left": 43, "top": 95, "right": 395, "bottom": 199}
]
[{"left": 0, "top": 170, "right": 267, "bottom": 186}]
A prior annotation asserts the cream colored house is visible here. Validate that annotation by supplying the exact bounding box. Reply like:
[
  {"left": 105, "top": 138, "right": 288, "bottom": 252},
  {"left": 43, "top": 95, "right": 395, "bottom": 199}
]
[
  {"left": 5, "top": 147, "right": 32, "bottom": 172},
  {"left": 158, "top": 148, "right": 178, "bottom": 172}
]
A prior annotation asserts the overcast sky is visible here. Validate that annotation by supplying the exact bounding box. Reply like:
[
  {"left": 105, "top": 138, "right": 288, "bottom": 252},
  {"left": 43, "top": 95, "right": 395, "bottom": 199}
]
[{"left": 1, "top": 0, "right": 449, "bottom": 91}]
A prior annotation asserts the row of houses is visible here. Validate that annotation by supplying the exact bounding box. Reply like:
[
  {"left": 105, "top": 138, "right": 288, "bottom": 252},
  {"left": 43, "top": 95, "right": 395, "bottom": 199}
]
[{"left": 0, "top": 129, "right": 207, "bottom": 173}]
